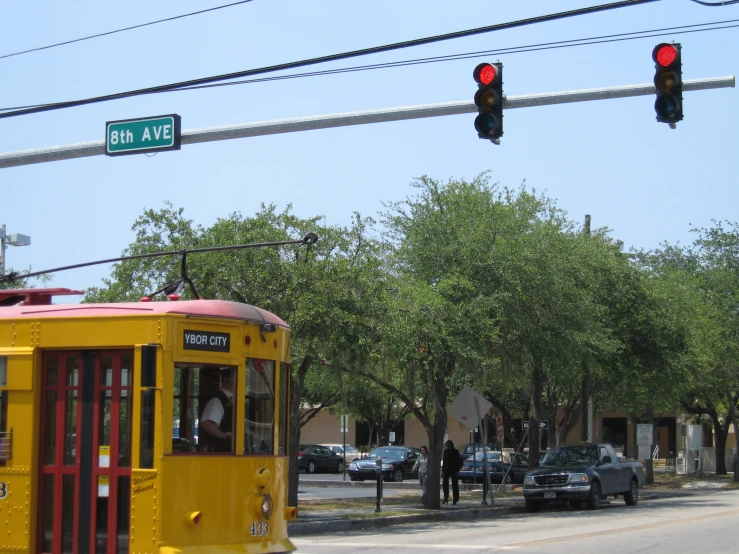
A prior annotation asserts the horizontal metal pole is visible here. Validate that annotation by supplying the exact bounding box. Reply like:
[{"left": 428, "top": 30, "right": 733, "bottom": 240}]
[{"left": 0, "top": 76, "right": 733, "bottom": 169}]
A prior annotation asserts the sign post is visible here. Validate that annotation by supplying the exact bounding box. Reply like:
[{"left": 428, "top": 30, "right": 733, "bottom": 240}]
[
  {"left": 105, "top": 114, "right": 181, "bottom": 156},
  {"left": 340, "top": 415, "right": 349, "bottom": 481},
  {"left": 449, "top": 387, "right": 493, "bottom": 506}
]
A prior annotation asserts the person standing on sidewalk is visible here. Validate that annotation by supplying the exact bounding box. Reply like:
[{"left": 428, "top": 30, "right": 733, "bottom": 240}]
[
  {"left": 442, "top": 440, "right": 461, "bottom": 505},
  {"left": 413, "top": 445, "right": 429, "bottom": 503}
]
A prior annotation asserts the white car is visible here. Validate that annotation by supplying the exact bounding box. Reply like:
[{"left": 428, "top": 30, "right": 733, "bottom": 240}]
[{"left": 322, "top": 444, "right": 362, "bottom": 463}]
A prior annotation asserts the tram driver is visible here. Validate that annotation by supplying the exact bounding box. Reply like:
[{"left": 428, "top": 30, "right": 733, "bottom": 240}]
[{"left": 199, "top": 368, "right": 235, "bottom": 452}]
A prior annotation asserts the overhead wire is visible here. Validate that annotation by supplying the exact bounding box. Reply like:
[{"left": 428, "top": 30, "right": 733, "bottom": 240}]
[
  {"left": 169, "top": 19, "right": 739, "bottom": 94},
  {"left": 0, "top": 0, "right": 662, "bottom": 120},
  {"left": 0, "top": 1, "right": 256, "bottom": 60},
  {"left": 690, "top": 0, "right": 739, "bottom": 6},
  {"left": 2, "top": 16, "right": 736, "bottom": 112}
]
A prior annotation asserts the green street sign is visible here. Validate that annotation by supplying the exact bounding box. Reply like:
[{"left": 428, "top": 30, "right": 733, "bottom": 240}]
[{"left": 105, "top": 114, "right": 181, "bottom": 156}]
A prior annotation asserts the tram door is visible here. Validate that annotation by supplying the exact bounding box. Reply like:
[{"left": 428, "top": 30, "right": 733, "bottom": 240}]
[{"left": 39, "top": 351, "right": 133, "bottom": 554}]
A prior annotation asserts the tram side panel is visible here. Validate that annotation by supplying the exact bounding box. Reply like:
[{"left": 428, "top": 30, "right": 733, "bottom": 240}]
[{"left": 0, "top": 346, "right": 36, "bottom": 553}]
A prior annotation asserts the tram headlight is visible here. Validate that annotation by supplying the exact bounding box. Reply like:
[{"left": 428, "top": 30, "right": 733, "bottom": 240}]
[{"left": 261, "top": 494, "right": 274, "bottom": 519}]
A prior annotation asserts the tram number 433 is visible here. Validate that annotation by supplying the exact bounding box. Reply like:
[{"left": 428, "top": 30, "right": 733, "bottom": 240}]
[{"left": 250, "top": 521, "right": 269, "bottom": 536}]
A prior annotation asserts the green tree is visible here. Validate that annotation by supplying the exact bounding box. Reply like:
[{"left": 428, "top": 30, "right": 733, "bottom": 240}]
[{"left": 85, "top": 202, "right": 388, "bottom": 504}]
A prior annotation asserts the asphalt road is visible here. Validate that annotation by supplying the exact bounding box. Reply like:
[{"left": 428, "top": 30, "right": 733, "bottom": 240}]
[{"left": 292, "top": 490, "right": 739, "bottom": 553}]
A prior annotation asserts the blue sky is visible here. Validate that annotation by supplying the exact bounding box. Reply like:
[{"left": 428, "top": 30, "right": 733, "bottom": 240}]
[{"left": 1, "top": 0, "right": 737, "bottom": 295}]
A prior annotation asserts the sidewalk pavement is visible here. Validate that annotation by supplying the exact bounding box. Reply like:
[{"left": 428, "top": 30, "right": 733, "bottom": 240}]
[{"left": 288, "top": 480, "right": 734, "bottom": 537}]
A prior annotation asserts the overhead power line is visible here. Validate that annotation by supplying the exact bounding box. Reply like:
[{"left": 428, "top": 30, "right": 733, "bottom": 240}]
[
  {"left": 690, "top": 0, "right": 739, "bottom": 6},
  {"left": 0, "top": 1, "right": 255, "bottom": 60},
  {"left": 2, "top": 16, "right": 736, "bottom": 113},
  {"left": 0, "top": 0, "right": 661, "bottom": 120},
  {"left": 169, "top": 19, "right": 739, "bottom": 94}
]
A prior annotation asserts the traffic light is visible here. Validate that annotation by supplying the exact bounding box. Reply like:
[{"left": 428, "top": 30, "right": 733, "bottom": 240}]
[
  {"left": 473, "top": 62, "right": 503, "bottom": 142},
  {"left": 652, "top": 43, "right": 683, "bottom": 125}
]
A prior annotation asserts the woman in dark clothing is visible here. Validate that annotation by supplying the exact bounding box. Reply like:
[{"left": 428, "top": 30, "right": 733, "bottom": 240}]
[{"left": 442, "top": 440, "right": 461, "bottom": 505}]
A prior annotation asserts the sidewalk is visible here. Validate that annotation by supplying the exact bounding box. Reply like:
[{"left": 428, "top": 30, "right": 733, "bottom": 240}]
[{"left": 288, "top": 480, "right": 735, "bottom": 537}]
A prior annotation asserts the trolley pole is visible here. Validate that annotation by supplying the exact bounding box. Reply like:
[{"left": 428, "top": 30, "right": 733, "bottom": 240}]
[{"left": 0, "top": 77, "right": 733, "bottom": 169}]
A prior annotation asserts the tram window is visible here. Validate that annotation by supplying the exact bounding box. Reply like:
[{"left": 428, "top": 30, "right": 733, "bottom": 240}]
[
  {"left": 278, "top": 363, "right": 290, "bottom": 456},
  {"left": 245, "top": 358, "right": 275, "bottom": 455},
  {"left": 139, "top": 346, "right": 157, "bottom": 469},
  {"left": 172, "top": 364, "right": 236, "bottom": 454}
]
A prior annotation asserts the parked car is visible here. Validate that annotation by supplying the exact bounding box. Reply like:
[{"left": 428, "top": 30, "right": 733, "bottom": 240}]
[
  {"left": 348, "top": 446, "right": 419, "bottom": 482},
  {"left": 321, "top": 444, "right": 362, "bottom": 463},
  {"left": 460, "top": 443, "right": 495, "bottom": 461},
  {"left": 297, "top": 444, "right": 344, "bottom": 474},
  {"left": 460, "top": 451, "right": 530, "bottom": 484},
  {"left": 523, "top": 443, "right": 646, "bottom": 512},
  {"left": 460, "top": 451, "right": 510, "bottom": 483}
]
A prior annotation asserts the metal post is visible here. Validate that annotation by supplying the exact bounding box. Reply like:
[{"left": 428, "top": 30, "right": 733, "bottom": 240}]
[
  {"left": 474, "top": 397, "right": 491, "bottom": 505},
  {"left": 0, "top": 77, "right": 733, "bottom": 169},
  {"left": 0, "top": 225, "right": 6, "bottom": 277},
  {"left": 375, "top": 456, "right": 383, "bottom": 513}
]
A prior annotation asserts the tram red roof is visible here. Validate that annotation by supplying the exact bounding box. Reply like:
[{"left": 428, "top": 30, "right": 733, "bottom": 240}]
[{"left": 0, "top": 288, "right": 287, "bottom": 326}]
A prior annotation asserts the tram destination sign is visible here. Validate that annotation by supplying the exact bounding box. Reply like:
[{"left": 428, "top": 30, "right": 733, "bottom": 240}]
[
  {"left": 183, "top": 330, "right": 230, "bottom": 353},
  {"left": 105, "top": 114, "right": 181, "bottom": 156}
]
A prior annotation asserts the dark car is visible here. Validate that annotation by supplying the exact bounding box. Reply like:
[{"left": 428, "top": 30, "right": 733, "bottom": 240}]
[
  {"left": 460, "top": 443, "right": 495, "bottom": 461},
  {"left": 348, "top": 446, "right": 419, "bottom": 482},
  {"left": 460, "top": 451, "right": 529, "bottom": 484},
  {"left": 297, "top": 444, "right": 344, "bottom": 474}
]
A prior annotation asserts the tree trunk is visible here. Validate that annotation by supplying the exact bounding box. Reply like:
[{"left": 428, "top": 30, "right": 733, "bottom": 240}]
[
  {"left": 580, "top": 361, "right": 589, "bottom": 442},
  {"left": 558, "top": 404, "right": 581, "bottom": 447},
  {"left": 423, "top": 411, "right": 448, "bottom": 509},
  {"left": 708, "top": 409, "right": 728, "bottom": 475},
  {"left": 287, "top": 355, "right": 312, "bottom": 508},
  {"left": 642, "top": 410, "right": 655, "bottom": 485},
  {"left": 727, "top": 391, "right": 739, "bottom": 482}
]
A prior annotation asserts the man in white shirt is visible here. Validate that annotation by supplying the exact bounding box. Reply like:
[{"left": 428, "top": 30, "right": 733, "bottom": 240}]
[{"left": 199, "top": 369, "right": 234, "bottom": 452}]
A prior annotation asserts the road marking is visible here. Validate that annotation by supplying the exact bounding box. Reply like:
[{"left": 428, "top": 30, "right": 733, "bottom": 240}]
[
  {"left": 292, "top": 539, "right": 498, "bottom": 550},
  {"left": 504, "top": 508, "right": 739, "bottom": 548}
]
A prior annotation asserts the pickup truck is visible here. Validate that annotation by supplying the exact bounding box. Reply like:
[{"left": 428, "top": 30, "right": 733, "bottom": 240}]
[{"left": 522, "top": 443, "right": 646, "bottom": 512}]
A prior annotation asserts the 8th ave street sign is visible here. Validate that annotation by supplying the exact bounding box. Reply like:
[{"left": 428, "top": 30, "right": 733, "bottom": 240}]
[{"left": 106, "top": 114, "right": 181, "bottom": 156}]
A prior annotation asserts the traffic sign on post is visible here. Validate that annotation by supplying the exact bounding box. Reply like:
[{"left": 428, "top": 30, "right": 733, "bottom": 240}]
[
  {"left": 106, "top": 114, "right": 182, "bottom": 156},
  {"left": 522, "top": 420, "right": 548, "bottom": 430}
]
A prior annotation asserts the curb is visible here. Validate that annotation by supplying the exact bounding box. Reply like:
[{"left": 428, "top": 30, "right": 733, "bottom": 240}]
[
  {"left": 288, "top": 502, "right": 525, "bottom": 536},
  {"left": 288, "top": 487, "right": 736, "bottom": 536}
]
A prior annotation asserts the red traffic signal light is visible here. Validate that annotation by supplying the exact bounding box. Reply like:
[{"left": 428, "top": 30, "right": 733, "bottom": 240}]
[
  {"left": 474, "top": 63, "right": 498, "bottom": 86},
  {"left": 652, "top": 43, "right": 683, "bottom": 125},
  {"left": 473, "top": 62, "right": 503, "bottom": 141}
]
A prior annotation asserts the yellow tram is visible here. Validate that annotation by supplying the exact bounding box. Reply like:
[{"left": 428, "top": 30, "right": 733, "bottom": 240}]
[{"left": 0, "top": 287, "right": 297, "bottom": 554}]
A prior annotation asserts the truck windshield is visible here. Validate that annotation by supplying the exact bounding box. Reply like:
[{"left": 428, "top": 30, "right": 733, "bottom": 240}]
[{"left": 541, "top": 445, "right": 598, "bottom": 466}]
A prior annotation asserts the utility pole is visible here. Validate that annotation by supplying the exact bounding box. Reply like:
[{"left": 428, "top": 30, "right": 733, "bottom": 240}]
[
  {"left": 0, "top": 76, "right": 733, "bottom": 169},
  {"left": 581, "top": 215, "right": 591, "bottom": 443},
  {"left": 0, "top": 224, "right": 32, "bottom": 277}
]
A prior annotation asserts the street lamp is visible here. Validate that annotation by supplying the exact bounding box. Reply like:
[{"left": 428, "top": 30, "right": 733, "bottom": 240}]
[{"left": 0, "top": 224, "right": 31, "bottom": 277}]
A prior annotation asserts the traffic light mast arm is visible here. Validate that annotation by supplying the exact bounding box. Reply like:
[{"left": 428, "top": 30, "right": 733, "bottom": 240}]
[{"left": 0, "top": 76, "right": 734, "bottom": 168}]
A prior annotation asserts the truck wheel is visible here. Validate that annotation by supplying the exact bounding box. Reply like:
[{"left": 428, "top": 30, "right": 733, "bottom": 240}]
[
  {"left": 525, "top": 501, "right": 541, "bottom": 513},
  {"left": 586, "top": 481, "right": 601, "bottom": 510},
  {"left": 624, "top": 478, "right": 639, "bottom": 506},
  {"left": 569, "top": 501, "right": 582, "bottom": 509}
]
